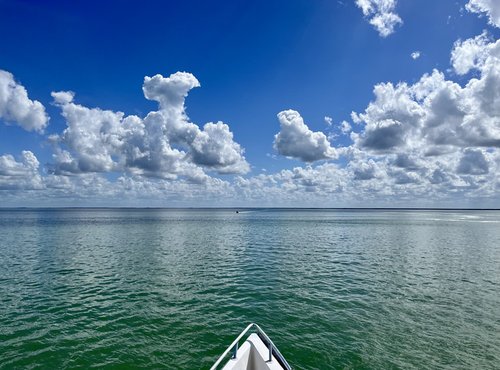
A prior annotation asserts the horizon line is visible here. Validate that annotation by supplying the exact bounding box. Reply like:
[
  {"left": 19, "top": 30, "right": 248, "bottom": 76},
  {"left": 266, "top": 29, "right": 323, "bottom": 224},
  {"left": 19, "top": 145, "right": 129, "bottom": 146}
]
[{"left": 1, "top": 207, "right": 500, "bottom": 211}]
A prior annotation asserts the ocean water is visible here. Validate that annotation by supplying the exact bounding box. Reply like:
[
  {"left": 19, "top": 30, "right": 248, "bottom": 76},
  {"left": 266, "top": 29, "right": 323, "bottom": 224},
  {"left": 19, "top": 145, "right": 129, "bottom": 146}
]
[{"left": 0, "top": 209, "right": 499, "bottom": 369}]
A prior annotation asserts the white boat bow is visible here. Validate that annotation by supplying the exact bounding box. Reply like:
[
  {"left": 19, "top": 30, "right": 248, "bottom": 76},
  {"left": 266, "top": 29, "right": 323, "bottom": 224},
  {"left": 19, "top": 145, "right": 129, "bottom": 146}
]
[{"left": 210, "top": 323, "right": 292, "bottom": 370}]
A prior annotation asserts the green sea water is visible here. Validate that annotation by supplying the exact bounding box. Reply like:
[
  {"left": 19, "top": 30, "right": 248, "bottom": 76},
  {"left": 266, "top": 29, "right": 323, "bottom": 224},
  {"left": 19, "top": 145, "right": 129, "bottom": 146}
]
[{"left": 1, "top": 209, "right": 499, "bottom": 369}]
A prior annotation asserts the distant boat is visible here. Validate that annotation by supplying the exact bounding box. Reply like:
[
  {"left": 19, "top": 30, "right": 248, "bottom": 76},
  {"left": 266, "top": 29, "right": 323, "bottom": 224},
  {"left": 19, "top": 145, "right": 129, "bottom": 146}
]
[
  {"left": 210, "top": 323, "right": 292, "bottom": 370},
  {"left": 236, "top": 210, "right": 239, "bottom": 213}
]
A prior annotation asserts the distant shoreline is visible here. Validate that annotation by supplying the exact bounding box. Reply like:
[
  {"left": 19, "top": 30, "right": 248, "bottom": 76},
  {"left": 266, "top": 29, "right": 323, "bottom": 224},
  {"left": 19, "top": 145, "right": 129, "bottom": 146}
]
[{"left": 1, "top": 207, "right": 500, "bottom": 211}]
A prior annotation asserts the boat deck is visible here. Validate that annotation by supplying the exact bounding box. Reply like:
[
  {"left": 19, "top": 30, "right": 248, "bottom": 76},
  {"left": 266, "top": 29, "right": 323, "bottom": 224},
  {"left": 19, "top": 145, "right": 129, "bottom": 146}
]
[{"left": 222, "top": 333, "right": 285, "bottom": 370}]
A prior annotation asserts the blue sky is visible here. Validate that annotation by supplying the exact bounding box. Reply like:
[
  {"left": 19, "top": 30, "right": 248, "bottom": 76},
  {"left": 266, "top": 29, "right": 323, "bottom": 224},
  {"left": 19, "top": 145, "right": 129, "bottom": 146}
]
[{"left": 1, "top": 0, "right": 500, "bottom": 207}]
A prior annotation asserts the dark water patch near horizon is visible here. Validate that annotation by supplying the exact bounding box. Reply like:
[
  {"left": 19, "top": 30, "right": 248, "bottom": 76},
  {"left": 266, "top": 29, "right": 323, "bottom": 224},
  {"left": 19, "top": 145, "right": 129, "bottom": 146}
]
[{"left": 1, "top": 209, "right": 499, "bottom": 369}]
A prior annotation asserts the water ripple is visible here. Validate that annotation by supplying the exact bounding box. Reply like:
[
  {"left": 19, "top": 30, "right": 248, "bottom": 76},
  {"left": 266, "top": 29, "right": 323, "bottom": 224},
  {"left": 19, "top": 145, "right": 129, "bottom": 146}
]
[{"left": 0, "top": 209, "right": 499, "bottom": 369}]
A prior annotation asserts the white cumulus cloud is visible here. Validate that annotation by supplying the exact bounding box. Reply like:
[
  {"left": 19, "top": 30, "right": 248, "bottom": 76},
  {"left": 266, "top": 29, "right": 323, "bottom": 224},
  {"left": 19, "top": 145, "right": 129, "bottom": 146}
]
[
  {"left": 0, "top": 70, "right": 48, "bottom": 133},
  {"left": 457, "top": 148, "right": 489, "bottom": 175},
  {"left": 49, "top": 71, "right": 249, "bottom": 180},
  {"left": 466, "top": 0, "right": 500, "bottom": 28},
  {"left": 340, "top": 120, "right": 352, "bottom": 134},
  {"left": 3, "top": 32, "right": 500, "bottom": 207},
  {"left": 353, "top": 41, "right": 500, "bottom": 153},
  {"left": 0, "top": 151, "right": 43, "bottom": 190},
  {"left": 344, "top": 32, "right": 500, "bottom": 204},
  {"left": 274, "top": 110, "right": 337, "bottom": 162},
  {"left": 190, "top": 121, "right": 249, "bottom": 173},
  {"left": 450, "top": 32, "right": 499, "bottom": 75},
  {"left": 355, "top": 0, "right": 402, "bottom": 37}
]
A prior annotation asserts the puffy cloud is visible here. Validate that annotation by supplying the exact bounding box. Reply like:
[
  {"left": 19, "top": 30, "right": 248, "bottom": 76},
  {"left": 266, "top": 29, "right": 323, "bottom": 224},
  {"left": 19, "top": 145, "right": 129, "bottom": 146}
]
[
  {"left": 278, "top": 164, "right": 346, "bottom": 193},
  {"left": 49, "top": 71, "right": 249, "bottom": 179},
  {"left": 466, "top": 0, "right": 500, "bottom": 28},
  {"left": 340, "top": 120, "right": 352, "bottom": 134},
  {"left": 390, "top": 168, "right": 421, "bottom": 184},
  {"left": 450, "top": 32, "right": 498, "bottom": 75},
  {"left": 456, "top": 148, "right": 489, "bottom": 175},
  {"left": 190, "top": 122, "right": 249, "bottom": 173},
  {"left": 230, "top": 33, "right": 500, "bottom": 205},
  {"left": 4, "top": 35, "right": 500, "bottom": 207},
  {"left": 351, "top": 80, "right": 424, "bottom": 151},
  {"left": 393, "top": 153, "right": 419, "bottom": 170},
  {"left": 50, "top": 93, "right": 135, "bottom": 174},
  {"left": 52, "top": 90, "right": 75, "bottom": 105},
  {"left": 354, "top": 37, "right": 500, "bottom": 152},
  {"left": 0, "top": 151, "right": 43, "bottom": 190},
  {"left": 230, "top": 150, "right": 499, "bottom": 206},
  {"left": 342, "top": 32, "right": 500, "bottom": 204},
  {"left": 357, "top": 119, "right": 407, "bottom": 150},
  {"left": 350, "top": 159, "right": 381, "bottom": 180},
  {"left": 143, "top": 76, "right": 249, "bottom": 174},
  {"left": 234, "top": 163, "right": 348, "bottom": 205},
  {"left": 0, "top": 70, "right": 48, "bottom": 132},
  {"left": 411, "top": 51, "right": 421, "bottom": 60},
  {"left": 143, "top": 72, "right": 200, "bottom": 109},
  {"left": 274, "top": 110, "right": 337, "bottom": 162},
  {"left": 355, "top": 0, "right": 402, "bottom": 37},
  {"left": 1, "top": 147, "right": 499, "bottom": 207},
  {"left": 1, "top": 169, "right": 235, "bottom": 207}
]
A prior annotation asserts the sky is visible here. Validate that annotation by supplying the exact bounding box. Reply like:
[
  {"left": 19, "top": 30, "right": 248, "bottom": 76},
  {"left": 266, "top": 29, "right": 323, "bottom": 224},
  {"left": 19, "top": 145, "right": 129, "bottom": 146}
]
[{"left": 1, "top": 0, "right": 500, "bottom": 207}]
